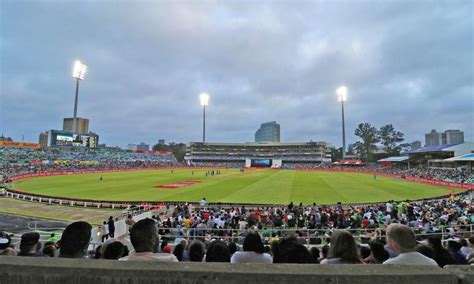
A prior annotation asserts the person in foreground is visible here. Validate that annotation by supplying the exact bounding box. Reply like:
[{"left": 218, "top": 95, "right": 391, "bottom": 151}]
[
  {"left": 383, "top": 223, "right": 438, "bottom": 266},
  {"left": 119, "top": 218, "right": 178, "bottom": 262},
  {"left": 59, "top": 221, "right": 92, "bottom": 258},
  {"left": 231, "top": 232, "right": 272, "bottom": 263},
  {"left": 320, "top": 230, "right": 363, "bottom": 264}
]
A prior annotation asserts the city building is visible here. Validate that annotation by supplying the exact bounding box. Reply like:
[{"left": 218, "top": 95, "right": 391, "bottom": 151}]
[
  {"left": 425, "top": 129, "right": 464, "bottom": 146},
  {"left": 63, "top": 117, "right": 89, "bottom": 134},
  {"left": 410, "top": 141, "right": 422, "bottom": 151},
  {"left": 0, "top": 134, "right": 12, "bottom": 142},
  {"left": 38, "top": 131, "right": 49, "bottom": 148},
  {"left": 445, "top": 130, "right": 464, "bottom": 144},
  {"left": 255, "top": 121, "right": 280, "bottom": 143},
  {"left": 127, "top": 142, "right": 150, "bottom": 151},
  {"left": 137, "top": 142, "right": 150, "bottom": 151},
  {"left": 158, "top": 139, "right": 165, "bottom": 145}
]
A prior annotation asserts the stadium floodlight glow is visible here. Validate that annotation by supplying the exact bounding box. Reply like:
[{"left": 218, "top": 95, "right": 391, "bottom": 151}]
[
  {"left": 200, "top": 92, "right": 209, "bottom": 107},
  {"left": 337, "top": 86, "right": 347, "bottom": 102},
  {"left": 72, "top": 60, "right": 87, "bottom": 80},
  {"left": 337, "top": 86, "right": 348, "bottom": 159},
  {"left": 200, "top": 93, "right": 210, "bottom": 143},
  {"left": 72, "top": 60, "right": 87, "bottom": 133}
]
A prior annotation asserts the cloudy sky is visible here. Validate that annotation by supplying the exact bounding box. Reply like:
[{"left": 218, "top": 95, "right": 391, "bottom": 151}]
[{"left": 1, "top": 0, "right": 472, "bottom": 148}]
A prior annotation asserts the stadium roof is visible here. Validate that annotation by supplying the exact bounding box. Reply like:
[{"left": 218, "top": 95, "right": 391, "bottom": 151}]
[
  {"left": 443, "top": 153, "right": 474, "bottom": 162},
  {"left": 402, "top": 144, "right": 458, "bottom": 154},
  {"left": 377, "top": 156, "right": 409, "bottom": 162}
]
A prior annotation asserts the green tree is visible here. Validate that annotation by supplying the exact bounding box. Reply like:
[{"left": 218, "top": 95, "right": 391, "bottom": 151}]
[
  {"left": 354, "top": 123, "right": 380, "bottom": 162},
  {"left": 152, "top": 142, "right": 186, "bottom": 162},
  {"left": 379, "top": 124, "right": 405, "bottom": 153}
]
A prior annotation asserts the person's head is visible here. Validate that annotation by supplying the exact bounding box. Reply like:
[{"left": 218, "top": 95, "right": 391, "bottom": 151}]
[
  {"left": 189, "top": 240, "right": 205, "bottom": 262},
  {"left": 173, "top": 244, "right": 184, "bottom": 261},
  {"left": 130, "top": 218, "right": 159, "bottom": 253},
  {"left": 243, "top": 232, "right": 264, "bottom": 254},
  {"left": 427, "top": 236, "right": 443, "bottom": 251},
  {"left": 285, "top": 243, "right": 312, "bottom": 264},
  {"left": 321, "top": 244, "right": 329, "bottom": 259},
  {"left": 59, "top": 221, "right": 92, "bottom": 258},
  {"left": 310, "top": 247, "right": 320, "bottom": 263},
  {"left": 469, "top": 236, "right": 474, "bottom": 247},
  {"left": 328, "top": 230, "right": 360, "bottom": 263},
  {"left": 368, "top": 239, "right": 389, "bottom": 263},
  {"left": 416, "top": 244, "right": 435, "bottom": 259},
  {"left": 206, "top": 240, "right": 231, "bottom": 262},
  {"left": 43, "top": 245, "right": 57, "bottom": 257},
  {"left": 385, "top": 224, "right": 416, "bottom": 255},
  {"left": 447, "top": 240, "right": 462, "bottom": 253},
  {"left": 0, "top": 231, "right": 11, "bottom": 250},
  {"left": 20, "top": 232, "right": 41, "bottom": 255},
  {"left": 103, "top": 241, "right": 126, "bottom": 259},
  {"left": 228, "top": 242, "right": 238, "bottom": 255}
]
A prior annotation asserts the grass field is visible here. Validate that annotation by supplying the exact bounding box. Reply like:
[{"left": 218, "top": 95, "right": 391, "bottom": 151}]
[{"left": 12, "top": 169, "right": 460, "bottom": 205}]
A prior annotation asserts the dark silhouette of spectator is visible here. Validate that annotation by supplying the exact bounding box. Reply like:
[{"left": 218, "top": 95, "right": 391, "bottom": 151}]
[
  {"left": 285, "top": 243, "right": 312, "bottom": 264},
  {"left": 310, "top": 247, "right": 320, "bottom": 264},
  {"left": 59, "top": 221, "right": 92, "bottom": 258},
  {"left": 321, "top": 230, "right": 362, "bottom": 264},
  {"left": 206, "top": 240, "right": 231, "bottom": 262},
  {"left": 231, "top": 232, "right": 272, "bottom": 263},
  {"left": 416, "top": 244, "right": 435, "bottom": 260},
  {"left": 18, "top": 232, "right": 43, "bottom": 257},
  {"left": 119, "top": 218, "right": 177, "bottom": 262},
  {"left": 103, "top": 241, "right": 126, "bottom": 260},
  {"left": 173, "top": 244, "right": 185, "bottom": 261},
  {"left": 364, "top": 239, "right": 389, "bottom": 264},
  {"left": 447, "top": 240, "right": 468, "bottom": 265},
  {"left": 228, "top": 242, "right": 238, "bottom": 256},
  {"left": 108, "top": 216, "right": 115, "bottom": 238},
  {"left": 427, "top": 237, "right": 456, "bottom": 267},
  {"left": 189, "top": 240, "right": 205, "bottom": 262}
]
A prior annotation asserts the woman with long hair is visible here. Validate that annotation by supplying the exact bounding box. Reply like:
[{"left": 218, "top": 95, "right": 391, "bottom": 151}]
[{"left": 321, "top": 230, "right": 363, "bottom": 264}]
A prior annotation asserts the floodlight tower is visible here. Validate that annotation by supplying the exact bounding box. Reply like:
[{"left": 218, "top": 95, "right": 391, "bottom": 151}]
[
  {"left": 200, "top": 93, "right": 209, "bottom": 143},
  {"left": 72, "top": 60, "right": 87, "bottom": 133},
  {"left": 337, "top": 86, "right": 348, "bottom": 159}
]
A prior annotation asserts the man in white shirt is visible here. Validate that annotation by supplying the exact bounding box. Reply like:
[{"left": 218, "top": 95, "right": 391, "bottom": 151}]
[
  {"left": 383, "top": 223, "right": 437, "bottom": 266},
  {"left": 119, "top": 218, "right": 178, "bottom": 262}
]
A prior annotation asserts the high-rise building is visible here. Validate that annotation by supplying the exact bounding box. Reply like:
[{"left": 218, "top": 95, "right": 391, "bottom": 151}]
[
  {"left": 137, "top": 142, "right": 150, "bottom": 151},
  {"left": 425, "top": 129, "right": 464, "bottom": 146},
  {"left": 63, "top": 117, "right": 89, "bottom": 134},
  {"left": 158, "top": 139, "right": 165, "bottom": 145},
  {"left": 425, "top": 130, "right": 442, "bottom": 146},
  {"left": 410, "top": 141, "right": 422, "bottom": 150},
  {"left": 127, "top": 142, "right": 150, "bottom": 151},
  {"left": 445, "top": 130, "right": 464, "bottom": 144},
  {"left": 38, "top": 131, "right": 49, "bottom": 148},
  {"left": 255, "top": 121, "right": 280, "bottom": 143}
]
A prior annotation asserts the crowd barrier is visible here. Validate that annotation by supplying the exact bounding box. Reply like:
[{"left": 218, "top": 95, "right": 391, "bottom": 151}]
[{"left": 0, "top": 257, "right": 471, "bottom": 284}]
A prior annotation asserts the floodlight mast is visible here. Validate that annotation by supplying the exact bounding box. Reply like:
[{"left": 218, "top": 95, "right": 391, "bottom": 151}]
[
  {"left": 72, "top": 60, "right": 87, "bottom": 133},
  {"left": 200, "top": 93, "right": 209, "bottom": 143},
  {"left": 337, "top": 86, "right": 348, "bottom": 159}
]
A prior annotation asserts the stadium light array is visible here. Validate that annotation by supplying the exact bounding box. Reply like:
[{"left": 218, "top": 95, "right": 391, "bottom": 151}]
[
  {"left": 337, "top": 86, "right": 347, "bottom": 102},
  {"left": 72, "top": 60, "right": 87, "bottom": 80},
  {"left": 199, "top": 93, "right": 210, "bottom": 143},
  {"left": 200, "top": 93, "right": 210, "bottom": 107},
  {"left": 72, "top": 60, "right": 87, "bottom": 133},
  {"left": 336, "top": 86, "right": 347, "bottom": 159}
]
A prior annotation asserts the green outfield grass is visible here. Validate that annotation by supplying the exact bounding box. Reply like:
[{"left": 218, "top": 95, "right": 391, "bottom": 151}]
[{"left": 12, "top": 169, "right": 460, "bottom": 205}]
